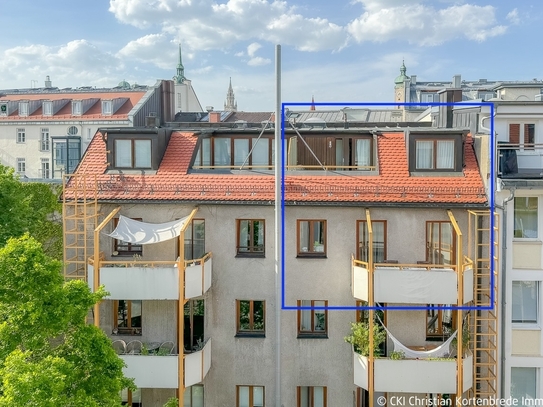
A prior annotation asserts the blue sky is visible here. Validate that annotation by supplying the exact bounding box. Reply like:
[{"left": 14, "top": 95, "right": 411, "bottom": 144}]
[{"left": 0, "top": 0, "right": 541, "bottom": 111}]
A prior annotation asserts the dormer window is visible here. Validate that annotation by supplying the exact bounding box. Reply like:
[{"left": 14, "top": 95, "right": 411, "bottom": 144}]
[
  {"left": 72, "top": 101, "right": 82, "bottom": 116},
  {"left": 18, "top": 101, "right": 29, "bottom": 116},
  {"left": 114, "top": 139, "right": 152, "bottom": 169},
  {"left": 102, "top": 100, "right": 112, "bottom": 115},
  {"left": 43, "top": 101, "right": 53, "bottom": 116},
  {"left": 409, "top": 131, "right": 464, "bottom": 173}
]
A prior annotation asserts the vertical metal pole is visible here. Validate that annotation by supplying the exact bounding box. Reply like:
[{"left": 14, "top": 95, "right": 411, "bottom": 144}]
[
  {"left": 366, "top": 209, "right": 374, "bottom": 407},
  {"left": 178, "top": 231, "right": 185, "bottom": 403},
  {"left": 274, "top": 44, "right": 282, "bottom": 407}
]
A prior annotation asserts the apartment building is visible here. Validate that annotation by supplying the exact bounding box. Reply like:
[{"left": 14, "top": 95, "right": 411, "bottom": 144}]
[
  {"left": 63, "top": 120, "right": 494, "bottom": 406},
  {"left": 0, "top": 78, "right": 175, "bottom": 180}
]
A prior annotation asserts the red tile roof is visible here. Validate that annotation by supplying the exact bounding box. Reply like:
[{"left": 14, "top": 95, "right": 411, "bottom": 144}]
[{"left": 71, "top": 130, "right": 487, "bottom": 205}]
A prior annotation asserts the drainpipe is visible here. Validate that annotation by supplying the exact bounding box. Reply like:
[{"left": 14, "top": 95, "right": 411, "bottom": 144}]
[{"left": 500, "top": 187, "right": 515, "bottom": 398}]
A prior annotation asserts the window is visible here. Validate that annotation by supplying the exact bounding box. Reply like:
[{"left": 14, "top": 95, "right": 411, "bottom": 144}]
[
  {"left": 43, "top": 101, "right": 52, "bottom": 116},
  {"left": 509, "top": 123, "right": 535, "bottom": 150},
  {"left": 184, "top": 299, "right": 204, "bottom": 352},
  {"left": 356, "top": 300, "right": 386, "bottom": 355},
  {"left": 357, "top": 220, "right": 386, "bottom": 262},
  {"left": 121, "top": 388, "right": 142, "bottom": 406},
  {"left": 184, "top": 385, "right": 204, "bottom": 407},
  {"left": 512, "top": 281, "right": 538, "bottom": 324},
  {"left": 426, "top": 306, "right": 455, "bottom": 339},
  {"left": 72, "top": 101, "right": 82, "bottom": 115},
  {"left": 114, "top": 139, "right": 152, "bottom": 169},
  {"left": 297, "top": 386, "right": 327, "bottom": 407},
  {"left": 184, "top": 219, "right": 205, "bottom": 260},
  {"left": 416, "top": 139, "right": 455, "bottom": 170},
  {"left": 298, "top": 300, "right": 327, "bottom": 337},
  {"left": 297, "top": 220, "right": 326, "bottom": 257},
  {"left": 16, "top": 158, "right": 25, "bottom": 175},
  {"left": 356, "top": 388, "right": 369, "bottom": 407},
  {"left": 113, "top": 218, "right": 143, "bottom": 255},
  {"left": 421, "top": 93, "right": 436, "bottom": 103},
  {"left": 68, "top": 125, "right": 79, "bottom": 135},
  {"left": 102, "top": 100, "right": 113, "bottom": 115},
  {"left": 514, "top": 197, "right": 538, "bottom": 238},
  {"left": 237, "top": 385, "right": 264, "bottom": 407},
  {"left": 41, "top": 158, "right": 50, "bottom": 179},
  {"left": 114, "top": 300, "right": 142, "bottom": 335},
  {"left": 426, "top": 221, "right": 455, "bottom": 265},
  {"left": 237, "top": 220, "right": 265, "bottom": 256},
  {"left": 16, "top": 128, "right": 25, "bottom": 143},
  {"left": 40, "top": 128, "right": 50, "bottom": 151},
  {"left": 511, "top": 368, "right": 537, "bottom": 405},
  {"left": 194, "top": 137, "right": 273, "bottom": 169},
  {"left": 18, "top": 101, "right": 29, "bottom": 116},
  {"left": 237, "top": 300, "right": 265, "bottom": 337}
]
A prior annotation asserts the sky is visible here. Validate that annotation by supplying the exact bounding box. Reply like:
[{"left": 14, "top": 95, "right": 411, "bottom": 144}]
[{"left": 0, "top": 0, "right": 541, "bottom": 112}]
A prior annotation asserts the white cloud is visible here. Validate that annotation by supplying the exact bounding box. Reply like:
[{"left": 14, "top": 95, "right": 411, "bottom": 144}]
[
  {"left": 247, "top": 42, "right": 262, "bottom": 57},
  {"left": 248, "top": 56, "right": 271, "bottom": 66},
  {"left": 118, "top": 33, "right": 174, "bottom": 69},
  {"left": 506, "top": 8, "right": 520, "bottom": 25}
]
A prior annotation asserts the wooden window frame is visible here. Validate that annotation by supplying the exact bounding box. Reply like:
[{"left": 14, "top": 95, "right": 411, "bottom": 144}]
[
  {"left": 426, "top": 306, "right": 456, "bottom": 340},
  {"left": 113, "top": 217, "right": 143, "bottom": 256},
  {"left": 297, "top": 220, "right": 327, "bottom": 257},
  {"left": 356, "top": 220, "right": 387, "bottom": 263},
  {"left": 415, "top": 138, "right": 456, "bottom": 170},
  {"left": 297, "top": 300, "right": 328, "bottom": 338},
  {"left": 114, "top": 139, "right": 152, "bottom": 169},
  {"left": 236, "top": 300, "right": 265, "bottom": 337},
  {"left": 183, "top": 218, "right": 205, "bottom": 260},
  {"left": 236, "top": 219, "right": 265, "bottom": 256},
  {"left": 426, "top": 221, "right": 456, "bottom": 265},
  {"left": 236, "top": 385, "right": 265, "bottom": 407},
  {"left": 297, "top": 386, "right": 327, "bottom": 407},
  {"left": 114, "top": 300, "right": 142, "bottom": 336},
  {"left": 194, "top": 136, "right": 273, "bottom": 169},
  {"left": 356, "top": 387, "right": 369, "bottom": 407},
  {"left": 509, "top": 123, "right": 535, "bottom": 150}
]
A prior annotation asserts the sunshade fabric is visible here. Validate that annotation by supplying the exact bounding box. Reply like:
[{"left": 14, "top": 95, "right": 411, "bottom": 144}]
[{"left": 107, "top": 214, "right": 191, "bottom": 244}]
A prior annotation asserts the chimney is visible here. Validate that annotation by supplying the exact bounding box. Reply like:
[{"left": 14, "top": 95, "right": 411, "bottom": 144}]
[
  {"left": 209, "top": 112, "right": 221, "bottom": 123},
  {"left": 452, "top": 74, "right": 461, "bottom": 88},
  {"left": 45, "top": 75, "right": 52, "bottom": 88},
  {"left": 411, "top": 75, "right": 417, "bottom": 85}
]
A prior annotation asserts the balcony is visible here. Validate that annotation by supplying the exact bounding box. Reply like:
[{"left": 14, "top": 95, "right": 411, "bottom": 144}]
[
  {"left": 120, "top": 339, "right": 212, "bottom": 389},
  {"left": 352, "top": 259, "right": 473, "bottom": 304},
  {"left": 498, "top": 143, "right": 543, "bottom": 180},
  {"left": 353, "top": 351, "right": 473, "bottom": 394},
  {"left": 87, "top": 253, "right": 212, "bottom": 300}
]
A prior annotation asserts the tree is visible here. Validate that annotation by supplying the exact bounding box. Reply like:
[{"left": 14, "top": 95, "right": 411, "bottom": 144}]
[
  {"left": 0, "top": 235, "right": 133, "bottom": 406},
  {"left": 0, "top": 164, "right": 62, "bottom": 258}
]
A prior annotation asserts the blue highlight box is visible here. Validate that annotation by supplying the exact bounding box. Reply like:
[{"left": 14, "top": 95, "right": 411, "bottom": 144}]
[{"left": 280, "top": 102, "right": 495, "bottom": 312}]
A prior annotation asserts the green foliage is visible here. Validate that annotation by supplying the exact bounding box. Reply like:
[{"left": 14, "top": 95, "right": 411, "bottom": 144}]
[
  {"left": 344, "top": 322, "right": 386, "bottom": 356},
  {"left": 451, "top": 324, "right": 471, "bottom": 354},
  {"left": 0, "top": 165, "right": 62, "bottom": 259},
  {"left": 0, "top": 235, "right": 133, "bottom": 406},
  {"left": 163, "top": 397, "right": 179, "bottom": 407},
  {"left": 389, "top": 350, "right": 405, "bottom": 360}
]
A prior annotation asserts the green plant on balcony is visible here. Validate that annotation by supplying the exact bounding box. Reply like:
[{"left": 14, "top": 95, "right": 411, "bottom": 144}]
[
  {"left": 163, "top": 397, "right": 179, "bottom": 407},
  {"left": 451, "top": 324, "right": 470, "bottom": 356},
  {"left": 344, "top": 322, "right": 386, "bottom": 357},
  {"left": 389, "top": 350, "right": 405, "bottom": 360}
]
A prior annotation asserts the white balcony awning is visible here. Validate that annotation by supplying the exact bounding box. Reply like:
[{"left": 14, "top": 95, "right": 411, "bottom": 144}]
[{"left": 107, "top": 214, "right": 191, "bottom": 244}]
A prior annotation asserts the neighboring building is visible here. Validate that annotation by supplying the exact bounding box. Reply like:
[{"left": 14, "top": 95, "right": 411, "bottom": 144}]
[
  {"left": 0, "top": 78, "right": 175, "bottom": 179},
  {"left": 224, "top": 78, "right": 237, "bottom": 112},
  {"left": 64, "top": 117, "right": 495, "bottom": 406},
  {"left": 173, "top": 44, "right": 203, "bottom": 113}
]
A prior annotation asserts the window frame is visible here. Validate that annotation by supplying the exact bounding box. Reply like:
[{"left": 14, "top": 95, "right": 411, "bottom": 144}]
[
  {"left": 297, "top": 300, "right": 328, "bottom": 338},
  {"left": 18, "top": 101, "right": 29, "bottom": 117},
  {"left": 113, "top": 217, "right": 143, "bottom": 256},
  {"left": 236, "top": 385, "right": 265, "bottom": 407},
  {"left": 415, "top": 139, "right": 456, "bottom": 170},
  {"left": 16, "top": 158, "right": 25, "bottom": 175},
  {"left": 512, "top": 281, "right": 539, "bottom": 326},
  {"left": 513, "top": 197, "right": 538, "bottom": 240},
  {"left": 114, "top": 138, "right": 152, "bottom": 169},
  {"left": 236, "top": 300, "right": 265, "bottom": 337},
  {"left": 114, "top": 300, "right": 142, "bottom": 336},
  {"left": 183, "top": 384, "right": 204, "bottom": 407},
  {"left": 40, "top": 128, "right": 50, "bottom": 151},
  {"left": 511, "top": 367, "right": 538, "bottom": 403},
  {"left": 41, "top": 158, "right": 50, "bottom": 179},
  {"left": 121, "top": 388, "right": 142, "bottom": 407},
  {"left": 16, "top": 128, "right": 25, "bottom": 143},
  {"left": 72, "top": 100, "right": 82, "bottom": 116},
  {"left": 102, "top": 100, "right": 113, "bottom": 115},
  {"left": 297, "top": 220, "right": 327, "bottom": 257},
  {"left": 356, "top": 220, "right": 387, "bottom": 263},
  {"left": 194, "top": 136, "right": 274, "bottom": 169},
  {"left": 184, "top": 218, "right": 206, "bottom": 261},
  {"left": 297, "top": 386, "right": 327, "bottom": 407},
  {"left": 237, "top": 219, "right": 265, "bottom": 257},
  {"left": 509, "top": 123, "right": 536, "bottom": 151},
  {"left": 426, "top": 305, "right": 456, "bottom": 340},
  {"left": 43, "top": 101, "right": 53, "bottom": 116},
  {"left": 426, "top": 221, "right": 456, "bottom": 265}
]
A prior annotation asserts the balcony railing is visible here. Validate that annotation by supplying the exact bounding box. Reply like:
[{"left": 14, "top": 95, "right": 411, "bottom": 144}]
[
  {"left": 497, "top": 143, "right": 543, "bottom": 179},
  {"left": 352, "top": 256, "right": 473, "bottom": 304},
  {"left": 87, "top": 253, "right": 213, "bottom": 300},
  {"left": 354, "top": 350, "right": 473, "bottom": 394}
]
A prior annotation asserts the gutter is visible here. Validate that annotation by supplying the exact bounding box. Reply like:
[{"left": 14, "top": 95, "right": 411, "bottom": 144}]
[{"left": 500, "top": 187, "right": 515, "bottom": 398}]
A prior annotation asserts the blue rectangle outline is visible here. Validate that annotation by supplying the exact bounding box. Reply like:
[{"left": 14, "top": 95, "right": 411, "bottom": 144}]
[{"left": 280, "top": 102, "right": 495, "bottom": 312}]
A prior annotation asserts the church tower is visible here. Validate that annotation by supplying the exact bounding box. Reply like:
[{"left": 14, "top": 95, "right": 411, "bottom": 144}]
[
  {"left": 173, "top": 44, "right": 203, "bottom": 113},
  {"left": 394, "top": 60, "right": 409, "bottom": 104},
  {"left": 224, "top": 77, "right": 237, "bottom": 112},
  {"left": 173, "top": 44, "right": 186, "bottom": 84}
]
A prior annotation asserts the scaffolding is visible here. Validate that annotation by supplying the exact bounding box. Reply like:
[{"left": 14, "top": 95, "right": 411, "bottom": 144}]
[
  {"left": 62, "top": 174, "right": 98, "bottom": 281},
  {"left": 468, "top": 210, "right": 499, "bottom": 400}
]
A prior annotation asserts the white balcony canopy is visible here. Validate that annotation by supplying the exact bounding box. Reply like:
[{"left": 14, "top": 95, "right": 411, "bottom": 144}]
[{"left": 107, "top": 214, "right": 191, "bottom": 244}]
